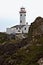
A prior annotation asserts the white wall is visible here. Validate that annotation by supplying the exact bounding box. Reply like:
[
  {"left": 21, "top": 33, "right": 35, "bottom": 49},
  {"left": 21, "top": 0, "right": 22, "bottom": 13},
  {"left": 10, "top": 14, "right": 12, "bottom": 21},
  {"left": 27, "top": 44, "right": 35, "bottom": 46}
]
[
  {"left": 20, "top": 13, "right": 26, "bottom": 25},
  {"left": 15, "top": 28, "right": 22, "bottom": 33},
  {"left": 6, "top": 27, "right": 22, "bottom": 34},
  {"left": 6, "top": 28, "right": 12, "bottom": 34},
  {"left": 6, "top": 25, "right": 29, "bottom": 34},
  {"left": 22, "top": 25, "right": 29, "bottom": 33},
  {"left": 6, "top": 28, "right": 16, "bottom": 34}
]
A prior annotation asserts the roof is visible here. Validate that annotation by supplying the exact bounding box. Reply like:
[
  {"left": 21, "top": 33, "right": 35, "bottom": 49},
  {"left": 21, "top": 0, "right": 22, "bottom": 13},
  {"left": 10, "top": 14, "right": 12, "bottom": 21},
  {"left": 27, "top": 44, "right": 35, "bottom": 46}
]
[
  {"left": 19, "top": 7, "right": 26, "bottom": 13},
  {"left": 11, "top": 25, "right": 25, "bottom": 29},
  {"left": 21, "top": 7, "right": 25, "bottom": 9}
]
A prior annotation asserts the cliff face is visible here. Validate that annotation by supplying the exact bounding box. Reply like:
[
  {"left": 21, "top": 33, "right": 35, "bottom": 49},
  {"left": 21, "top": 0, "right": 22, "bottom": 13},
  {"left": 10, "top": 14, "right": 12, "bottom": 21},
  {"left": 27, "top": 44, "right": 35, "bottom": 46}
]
[{"left": 29, "top": 17, "right": 43, "bottom": 36}]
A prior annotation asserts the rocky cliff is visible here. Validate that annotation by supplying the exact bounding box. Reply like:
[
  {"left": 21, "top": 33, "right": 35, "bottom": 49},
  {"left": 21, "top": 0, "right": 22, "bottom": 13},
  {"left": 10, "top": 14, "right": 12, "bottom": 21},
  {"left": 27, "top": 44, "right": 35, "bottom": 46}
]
[{"left": 29, "top": 16, "right": 43, "bottom": 36}]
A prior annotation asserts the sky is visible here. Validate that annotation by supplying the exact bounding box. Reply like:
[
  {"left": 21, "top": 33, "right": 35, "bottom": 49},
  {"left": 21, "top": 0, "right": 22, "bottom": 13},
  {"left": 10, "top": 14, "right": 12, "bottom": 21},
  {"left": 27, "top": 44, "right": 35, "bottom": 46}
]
[{"left": 0, "top": 0, "right": 43, "bottom": 32}]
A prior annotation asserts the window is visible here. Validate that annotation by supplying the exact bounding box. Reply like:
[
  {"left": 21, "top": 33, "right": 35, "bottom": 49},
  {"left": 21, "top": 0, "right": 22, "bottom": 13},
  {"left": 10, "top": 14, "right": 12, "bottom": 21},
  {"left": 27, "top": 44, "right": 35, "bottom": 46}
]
[
  {"left": 25, "top": 28, "right": 26, "bottom": 30},
  {"left": 19, "top": 28, "right": 21, "bottom": 29},
  {"left": 20, "top": 14, "right": 22, "bottom": 16},
  {"left": 16, "top": 28, "right": 18, "bottom": 29},
  {"left": 20, "top": 20, "right": 22, "bottom": 23},
  {"left": 18, "top": 30, "right": 20, "bottom": 32}
]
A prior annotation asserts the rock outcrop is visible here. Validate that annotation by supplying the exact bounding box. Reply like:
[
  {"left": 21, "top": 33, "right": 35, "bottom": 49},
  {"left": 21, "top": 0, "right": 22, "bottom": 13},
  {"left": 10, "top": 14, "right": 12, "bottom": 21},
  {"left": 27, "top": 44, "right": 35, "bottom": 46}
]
[{"left": 29, "top": 16, "right": 43, "bottom": 36}]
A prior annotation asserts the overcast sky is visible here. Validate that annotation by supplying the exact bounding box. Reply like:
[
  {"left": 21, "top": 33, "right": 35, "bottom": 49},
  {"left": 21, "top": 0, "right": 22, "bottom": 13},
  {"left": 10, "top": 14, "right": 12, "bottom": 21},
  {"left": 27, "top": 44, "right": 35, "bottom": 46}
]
[{"left": 0, "top": 0, "right": 43, "bottom": 32}]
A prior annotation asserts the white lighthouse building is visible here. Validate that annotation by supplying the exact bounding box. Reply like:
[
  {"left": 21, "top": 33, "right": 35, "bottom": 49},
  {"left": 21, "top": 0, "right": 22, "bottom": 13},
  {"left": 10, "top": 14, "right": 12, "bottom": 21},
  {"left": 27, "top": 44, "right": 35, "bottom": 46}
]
[
  {"left": 20, "top": 7, "right": 26, "bottom": 25},
  {"left": 6, "top": 7, "right": 29, "bottom": 34}
]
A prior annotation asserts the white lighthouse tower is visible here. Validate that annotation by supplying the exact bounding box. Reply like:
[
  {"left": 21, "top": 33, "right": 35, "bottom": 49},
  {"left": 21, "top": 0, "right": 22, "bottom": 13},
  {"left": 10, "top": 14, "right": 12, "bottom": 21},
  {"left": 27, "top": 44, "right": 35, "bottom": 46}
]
[{"left": 19, "top": 7, "right": 26, "bottom": 25}]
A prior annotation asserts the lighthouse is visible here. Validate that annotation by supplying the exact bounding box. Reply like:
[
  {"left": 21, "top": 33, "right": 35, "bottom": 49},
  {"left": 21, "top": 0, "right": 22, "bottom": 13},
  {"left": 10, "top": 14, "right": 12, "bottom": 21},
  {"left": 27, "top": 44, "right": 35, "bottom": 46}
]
[
  {"left": 19, "top": 7, "right": 26, "bottom": 25},
  {"left": 6, "top": 7, "right": 29, "bottom": 34}
]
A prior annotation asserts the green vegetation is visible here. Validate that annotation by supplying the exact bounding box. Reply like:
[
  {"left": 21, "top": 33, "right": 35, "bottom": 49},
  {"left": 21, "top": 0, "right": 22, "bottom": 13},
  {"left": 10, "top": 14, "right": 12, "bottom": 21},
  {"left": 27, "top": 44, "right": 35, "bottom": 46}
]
[
  {"left": 0, "top": 43, "right": 43, "bottom": 65},
  {"left": 0, "top": 32, "right": 20, "bottom": 44},
  {"left": 0, "top": 32, "right": 8, "bottom": 44}
]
